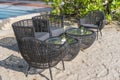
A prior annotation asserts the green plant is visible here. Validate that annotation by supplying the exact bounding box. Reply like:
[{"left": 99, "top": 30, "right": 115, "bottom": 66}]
[
  {"left": 109, "top": 0, "right": 120, "bottom": 14},
  {"left": 103, "top": 0, "right": 120, "bottom": 22},
  {"left": 46, "top": 0, "right": 62, "bottom": 15},
  {"left": 45, "top": 0, "right": 120, "bottom": 22},
  {"left": 106, "top": 14, "right": 112, "bottom": 22},
  {"left": 79, "top": 0, "right": 104, "bottom": 17},
  {"left": 46, "top": 0, "right": 104, "bottom": 18},
  {"left": 113, "top": 12, "right": 120, "bottom": 21}
]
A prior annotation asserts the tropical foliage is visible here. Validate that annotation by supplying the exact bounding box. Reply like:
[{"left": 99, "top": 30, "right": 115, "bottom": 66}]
[{"left": 45, "top": 0, "right": 120, "bottom": 22}]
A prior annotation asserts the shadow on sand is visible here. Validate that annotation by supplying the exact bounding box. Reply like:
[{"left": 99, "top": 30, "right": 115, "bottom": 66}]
[
  {"left": 0, "top": 55, "right": 51, "bottom": 80},
  {"left": 0, "top": 37, "right": 19, "bottom": 52}
]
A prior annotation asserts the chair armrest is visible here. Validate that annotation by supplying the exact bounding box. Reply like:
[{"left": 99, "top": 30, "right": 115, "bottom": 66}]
[{"left": 79, "top": 18, "right": 88, "bottom": 26}]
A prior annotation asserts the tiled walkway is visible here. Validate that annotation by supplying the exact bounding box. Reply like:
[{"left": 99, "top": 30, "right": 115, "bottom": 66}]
[{"left": 0, "top": 1, "right": 51, "bottom": 8}]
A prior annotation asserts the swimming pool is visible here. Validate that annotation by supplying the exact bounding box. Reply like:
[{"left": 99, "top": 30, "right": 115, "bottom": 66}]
[{"left": 0, "top": 4, "right": 51, "bottom": 19}]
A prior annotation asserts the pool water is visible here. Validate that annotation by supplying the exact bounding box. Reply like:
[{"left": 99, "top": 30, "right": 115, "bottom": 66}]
[{"left": 0, "top": 4, "right": 50, "bottom": 19}]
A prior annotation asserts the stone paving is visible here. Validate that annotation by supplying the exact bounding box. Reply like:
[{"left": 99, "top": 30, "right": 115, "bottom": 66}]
[{"left": 0, "top": 1, "right": 50, "bottom": 8}]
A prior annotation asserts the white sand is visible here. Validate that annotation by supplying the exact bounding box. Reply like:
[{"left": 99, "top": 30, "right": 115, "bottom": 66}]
[{"left": 0, "top": 22, "right": 120, "bottom": 80}]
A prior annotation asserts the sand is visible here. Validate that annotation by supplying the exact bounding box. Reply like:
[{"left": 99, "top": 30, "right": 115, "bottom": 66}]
[{"left": 0, "top": 22, "right": 120, "bottom": 80}]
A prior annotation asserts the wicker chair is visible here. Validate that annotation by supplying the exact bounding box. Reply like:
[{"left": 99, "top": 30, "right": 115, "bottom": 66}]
[
  {"left": 20, "top": 37, "right": 67, "bottom": 80},
  {"left": 12, "top": 19, "right": 50, "bottom": 52},
  {"left": 32, "top": 14, "right": 64, "bottom": 37},
  {"left": 78, "top": 10, "right": 105, "bottom": 39}
]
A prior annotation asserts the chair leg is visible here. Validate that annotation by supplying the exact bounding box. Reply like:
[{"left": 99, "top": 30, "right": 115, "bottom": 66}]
[
  {"left": 26, "top": 66, "right": 30, "bottom": 77},
  {"left": 48, "top": 66, "right": 53, "bottom": 80},
  {"left": 61, "top": 59, "right": 65, "bottom": 70},
  {"left": 96, "top": 29, "right": 99, "bottom": 40},
  {"left": 18, "top": 50, "right": 20, "bottom": 54},
  {"left": 49, "top": 33, "right": 52, "bottom": 37},
  {"left": 100, "top": 30, "right": 102, "bottom": 37}
]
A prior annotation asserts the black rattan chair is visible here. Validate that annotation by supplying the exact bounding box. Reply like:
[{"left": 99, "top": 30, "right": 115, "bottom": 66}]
[
  {"left": 12, "top": 19, "right": 50, "bottom": 52},
  {"left": 78, "top": 10, "right": 105, "bottom": 39},
  {"left": 20, "top": 37, "right": 67, "bottom": 80},
  {"left": 32, "top": 14, "right": 64, "bottom": 37}
]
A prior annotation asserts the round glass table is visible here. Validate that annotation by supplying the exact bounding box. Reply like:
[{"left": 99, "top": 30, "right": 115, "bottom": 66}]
[
  {"left": 45, "top": 35, "right": 80, "bottom": 61},
  {"left": 45, "top": 37, "right": 68, "bottom": 61},
  {"left": 45, "top": 37, "right": 65, "bottom": 45},
  {"left": 65, "top": 28, "right": 96, "bottom": 50},
  {"left": 59, "top": 34, "right": 80, "bottom": 61},
  {"left": 45, "top": 37, "right": 67, "bottom": 48}
]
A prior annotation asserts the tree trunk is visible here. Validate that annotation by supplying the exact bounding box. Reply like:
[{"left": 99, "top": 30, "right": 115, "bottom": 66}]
[{"left": 105, "top": 0, "right": 113, "bottom": 14}]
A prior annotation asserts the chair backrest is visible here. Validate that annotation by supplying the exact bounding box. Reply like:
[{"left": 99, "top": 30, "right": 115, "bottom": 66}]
[
  {"left": 81, "top": 10, "right": 105, "bottom": 30},
  {"left": 32, "top": 14, "right": 64, "bottom": 32},
  {"left": 12, "top": 19, "right": 35, "bottom": 49},
  {"left": 85, "top": 10, "right": 105, "bottom": 24},
  {"left": 20, "top": 37, "right": 64, "bottom": 69},
  {"left": 32, "top": 16, "right": 50, "bottom": 32}
]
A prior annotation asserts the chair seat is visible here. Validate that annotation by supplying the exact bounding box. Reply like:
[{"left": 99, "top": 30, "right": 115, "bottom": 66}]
[
  {"left": 81, "top": 24, "right": 98, "bottom": 29},
  {"left": 35, "top": 32, "right": 49, "bottom": 41},
  {"left": 50, "top": 27, "right": 64, "bottom": 37}
]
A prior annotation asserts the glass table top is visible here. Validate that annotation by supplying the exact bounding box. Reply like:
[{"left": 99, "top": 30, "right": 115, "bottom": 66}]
[
  {"left": 66, "top": 28, "right": 93, "bottom": 36},
  {"left": 45, "top": 37, "right": 66, "bottom": 45}
]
